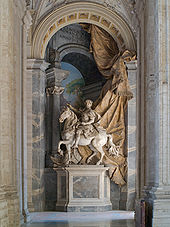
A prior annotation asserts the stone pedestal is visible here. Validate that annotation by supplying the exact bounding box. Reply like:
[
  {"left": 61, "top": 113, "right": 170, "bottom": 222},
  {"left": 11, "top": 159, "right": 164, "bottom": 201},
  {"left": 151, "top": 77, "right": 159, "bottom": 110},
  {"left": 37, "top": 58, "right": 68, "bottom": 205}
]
[
  {"left": 55, "top": 165, "right": 112, "bottom": 212},
  {"left": 55, "top": 168, "right": 68, "bottom": 211}
]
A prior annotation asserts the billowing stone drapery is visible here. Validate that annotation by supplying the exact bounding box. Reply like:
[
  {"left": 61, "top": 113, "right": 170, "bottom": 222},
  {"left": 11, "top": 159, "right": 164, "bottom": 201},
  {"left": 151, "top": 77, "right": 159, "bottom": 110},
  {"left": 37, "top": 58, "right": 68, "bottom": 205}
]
[{"left": 79, "top": 24, "right": 136, "bottom": 186}]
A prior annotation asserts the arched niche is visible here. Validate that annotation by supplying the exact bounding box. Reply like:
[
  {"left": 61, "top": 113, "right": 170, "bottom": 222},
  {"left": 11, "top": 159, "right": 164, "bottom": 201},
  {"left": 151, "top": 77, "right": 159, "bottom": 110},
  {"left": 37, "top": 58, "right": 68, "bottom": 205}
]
[
  {"left": 32, "top": 2, "right": 136, "bottom": 59},
  {"left": 28, "top": 1, "right": 137, "bottom": 212}
]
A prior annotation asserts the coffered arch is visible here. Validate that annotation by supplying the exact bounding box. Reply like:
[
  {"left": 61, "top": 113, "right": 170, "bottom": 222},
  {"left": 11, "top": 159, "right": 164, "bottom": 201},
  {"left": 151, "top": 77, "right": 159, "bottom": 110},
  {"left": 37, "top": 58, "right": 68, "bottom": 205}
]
[{"left": 32, "top": 2, "right": 136, "bottom": 59}]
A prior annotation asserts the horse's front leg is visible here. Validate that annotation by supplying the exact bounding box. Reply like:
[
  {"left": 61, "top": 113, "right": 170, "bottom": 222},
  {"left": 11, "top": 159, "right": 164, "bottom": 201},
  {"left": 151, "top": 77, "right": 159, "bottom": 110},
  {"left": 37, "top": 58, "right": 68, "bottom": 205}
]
[
  {"left": 58, "top": 139, "right": 72, "bottom": 156},
  {"left": 58, "top": 141, "right": 64, "bottom": 155}
]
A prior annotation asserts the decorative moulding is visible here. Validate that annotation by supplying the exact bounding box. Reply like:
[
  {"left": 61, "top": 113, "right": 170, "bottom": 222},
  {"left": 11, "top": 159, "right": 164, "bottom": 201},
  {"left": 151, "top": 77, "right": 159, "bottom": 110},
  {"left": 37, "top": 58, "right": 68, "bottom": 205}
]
[{"left": 32, "top": 2, "right": 136, "bottom": 59}]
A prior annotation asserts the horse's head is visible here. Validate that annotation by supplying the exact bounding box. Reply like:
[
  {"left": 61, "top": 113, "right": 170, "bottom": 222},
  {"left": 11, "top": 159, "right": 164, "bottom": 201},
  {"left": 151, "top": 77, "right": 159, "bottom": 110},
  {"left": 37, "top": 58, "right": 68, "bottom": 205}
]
[{"left": 59, "top": 107, "right": 71, "bottom": 123}]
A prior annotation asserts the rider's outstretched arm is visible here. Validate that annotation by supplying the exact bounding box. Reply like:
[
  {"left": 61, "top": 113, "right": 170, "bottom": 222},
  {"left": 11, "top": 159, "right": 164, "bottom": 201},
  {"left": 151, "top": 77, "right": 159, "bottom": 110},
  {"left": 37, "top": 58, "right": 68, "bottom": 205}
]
[{"left": 67, "top": 103, "right": 80, "bottom": 114}]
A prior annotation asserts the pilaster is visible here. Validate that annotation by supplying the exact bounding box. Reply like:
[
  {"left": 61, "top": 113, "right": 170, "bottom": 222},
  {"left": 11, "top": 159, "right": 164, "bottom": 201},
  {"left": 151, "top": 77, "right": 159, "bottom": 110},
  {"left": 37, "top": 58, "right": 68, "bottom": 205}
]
[
  {"left": 137, "top": 0, "right": 170, "bottom": 226},
  {"left": 27, "top": 59, "right": 50, "bottom": 211},
  {"left": 46, "top": 67, "right": 69, "bottom": 156},
  {"left": 0, "top": 0, "right": 29, "bottom": 225},
  {"left": 126, "top": 60, "right": 137, "bottom": 210},
  {"left": 21, "top": 9, "right": 32, "bottom": 223}
]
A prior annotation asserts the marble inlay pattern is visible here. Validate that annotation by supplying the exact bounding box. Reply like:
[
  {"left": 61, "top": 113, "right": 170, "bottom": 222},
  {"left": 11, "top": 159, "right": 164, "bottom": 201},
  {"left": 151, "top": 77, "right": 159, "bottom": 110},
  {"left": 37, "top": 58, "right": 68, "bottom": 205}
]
[{"left": 73, "top": 176, "right": 99, "bottom": 198}]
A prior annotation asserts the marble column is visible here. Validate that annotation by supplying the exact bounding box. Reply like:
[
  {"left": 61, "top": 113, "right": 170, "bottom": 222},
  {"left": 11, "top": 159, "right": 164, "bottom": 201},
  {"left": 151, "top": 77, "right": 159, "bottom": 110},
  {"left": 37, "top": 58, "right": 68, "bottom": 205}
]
[
  {"left": 135, "top": 0, "right": 170, "bottom": 226},
  {"left": 21, "top": 9, "right": 32, "bottom": 223},
  {"left": 126, "top": 61, "right": 137, "bottom": 210},
  {"left": 0, "top": 0, "right": 29, "bottom": 226},
  {"left": 27, "top": 59, "right": 49, "bottom": 211},
  {"left": 149, "top": 0, "right": 170, "bottom": 226},
  {"left": 46, "top": 67, "right": 69, "bottom": 156}
]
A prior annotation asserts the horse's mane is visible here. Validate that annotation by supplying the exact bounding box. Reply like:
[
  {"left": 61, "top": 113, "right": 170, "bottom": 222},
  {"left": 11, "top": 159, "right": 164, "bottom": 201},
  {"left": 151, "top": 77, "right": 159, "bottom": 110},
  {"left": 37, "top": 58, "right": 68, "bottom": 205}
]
[{"left": 63, "top": 108, "right": 78, "bottom": 132}]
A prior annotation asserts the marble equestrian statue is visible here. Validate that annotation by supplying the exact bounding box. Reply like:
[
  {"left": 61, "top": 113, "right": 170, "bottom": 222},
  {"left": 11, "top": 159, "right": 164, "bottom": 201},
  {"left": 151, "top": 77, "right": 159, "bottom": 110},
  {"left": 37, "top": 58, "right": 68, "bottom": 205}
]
[{"left": 58, "top": 99, "right": 120, "bottom": 165}]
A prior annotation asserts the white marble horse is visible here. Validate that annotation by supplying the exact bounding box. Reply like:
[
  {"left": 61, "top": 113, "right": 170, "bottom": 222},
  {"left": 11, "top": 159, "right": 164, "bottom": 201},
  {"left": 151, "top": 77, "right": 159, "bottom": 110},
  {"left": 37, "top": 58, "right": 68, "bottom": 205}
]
[{"left": 58, "top": 106, "right": 119, "bottom": 165}]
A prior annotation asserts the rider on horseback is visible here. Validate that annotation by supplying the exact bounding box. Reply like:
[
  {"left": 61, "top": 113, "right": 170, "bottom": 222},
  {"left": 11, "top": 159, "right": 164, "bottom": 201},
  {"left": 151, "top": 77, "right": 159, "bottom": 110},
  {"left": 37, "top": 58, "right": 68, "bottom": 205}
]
[{"left": 67, "top": 99, "right": 101, "bottom": 149}]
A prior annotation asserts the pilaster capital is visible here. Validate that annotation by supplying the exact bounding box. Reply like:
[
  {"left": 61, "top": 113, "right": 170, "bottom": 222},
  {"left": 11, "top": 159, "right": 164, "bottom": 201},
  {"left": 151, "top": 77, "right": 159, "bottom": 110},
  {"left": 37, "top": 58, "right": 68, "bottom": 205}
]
[
  {"left": 46, "top": 67, "right": 69, "bottom": 87},
  {"left": 27, "top": 59, "right": 50, "bottom": 71},
  {"left": 46, "top": 86, "right": 64, "bottom": 96}
]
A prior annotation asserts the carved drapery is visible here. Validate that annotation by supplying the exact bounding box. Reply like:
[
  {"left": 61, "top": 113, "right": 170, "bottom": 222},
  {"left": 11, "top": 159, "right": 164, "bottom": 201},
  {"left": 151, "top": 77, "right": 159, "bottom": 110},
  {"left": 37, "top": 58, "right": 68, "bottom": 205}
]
[{"left": 78, "top": 25, "right": 136, "bottom": 185}]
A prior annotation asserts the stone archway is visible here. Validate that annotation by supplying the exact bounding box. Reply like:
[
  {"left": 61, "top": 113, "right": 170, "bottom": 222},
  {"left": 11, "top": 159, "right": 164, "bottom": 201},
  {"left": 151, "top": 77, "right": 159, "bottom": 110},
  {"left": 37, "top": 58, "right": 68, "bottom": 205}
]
[
  {"left": 31, "top": 2, "right": 136, "bottom": 59},
  {"left": 27, "top": 1, "right": 137, "bottom": 212}
]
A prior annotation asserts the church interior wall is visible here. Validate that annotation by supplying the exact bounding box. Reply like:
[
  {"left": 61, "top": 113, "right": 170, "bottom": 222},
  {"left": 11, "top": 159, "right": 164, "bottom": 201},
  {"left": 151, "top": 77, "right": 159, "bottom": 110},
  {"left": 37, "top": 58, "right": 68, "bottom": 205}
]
[
  {"left": 41, "top": 22, "right": 137, "bottom": 212},
  {"left": 0, "top": 0, "right": 29, "bottom": 225},
  {"left": 0, "top": 0, "right": 169, "bottom": 226}
]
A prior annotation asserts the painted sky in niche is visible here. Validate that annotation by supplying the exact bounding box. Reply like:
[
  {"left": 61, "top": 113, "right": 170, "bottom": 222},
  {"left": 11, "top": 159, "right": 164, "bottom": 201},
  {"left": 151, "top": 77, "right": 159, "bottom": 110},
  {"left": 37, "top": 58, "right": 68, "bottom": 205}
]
[{"left": 61, "top": 62, "right": 85, "bottom": 107}]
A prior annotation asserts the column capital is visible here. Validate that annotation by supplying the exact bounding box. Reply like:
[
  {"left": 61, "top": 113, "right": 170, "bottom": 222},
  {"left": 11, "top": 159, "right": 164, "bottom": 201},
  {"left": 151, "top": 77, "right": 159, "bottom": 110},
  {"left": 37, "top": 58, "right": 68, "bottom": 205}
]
[
  {"left": 46, "top": 67, "right": 69, "bottom": 87},
  {"left": 27, "top": 59, "right": 50, "bottom": 71},
  {"left": 125, "top": 60, "right": 137, "bottom": 70},
  {"left": 46, "top": 86, "right": 64, "bottom": 96}
]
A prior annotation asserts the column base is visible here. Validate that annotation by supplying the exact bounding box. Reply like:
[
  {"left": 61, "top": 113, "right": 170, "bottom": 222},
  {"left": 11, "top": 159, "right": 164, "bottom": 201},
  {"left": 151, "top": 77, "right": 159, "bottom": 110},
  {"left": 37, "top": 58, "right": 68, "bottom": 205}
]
[
  {"left": 23, "top": 208, "right": 31, "bottom": 223},
  {"left": 136, "top": 186, "right": 170, "bottom": 227},
  {"left": 0, "top": 186, "right": 20, "bottom": 226},
  {"left": 0, "top": 188, "right": 9, "bottom": 226},
  {"left": 152, "top": 199, "right": 170, "bottom": 227},
  {"left": 152, "top": 186, "right": 170, "bottom": 227}
]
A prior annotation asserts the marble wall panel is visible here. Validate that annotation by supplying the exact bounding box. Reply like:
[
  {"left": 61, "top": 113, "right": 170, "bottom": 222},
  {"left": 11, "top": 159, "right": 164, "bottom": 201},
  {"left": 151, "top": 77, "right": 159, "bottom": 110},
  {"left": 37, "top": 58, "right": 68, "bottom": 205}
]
[
  {"left": 73, "top": 176, "right": 99, "bottom": 198},
  {"left": 60, "top": 176, "right": 66, "bottom": 199},
  {"left": 110, "top": 182, "right": 120, "bottom": 210},
  {"left": 44, "top": 168, "right": 57, "bottom": 211}
]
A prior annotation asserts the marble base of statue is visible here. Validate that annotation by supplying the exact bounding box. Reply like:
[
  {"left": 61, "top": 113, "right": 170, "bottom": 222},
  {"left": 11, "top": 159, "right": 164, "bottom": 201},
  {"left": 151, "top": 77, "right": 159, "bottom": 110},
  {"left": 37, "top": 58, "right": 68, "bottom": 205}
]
[{"left": 54, "top": 165, "right": 112, "bottom": 212}]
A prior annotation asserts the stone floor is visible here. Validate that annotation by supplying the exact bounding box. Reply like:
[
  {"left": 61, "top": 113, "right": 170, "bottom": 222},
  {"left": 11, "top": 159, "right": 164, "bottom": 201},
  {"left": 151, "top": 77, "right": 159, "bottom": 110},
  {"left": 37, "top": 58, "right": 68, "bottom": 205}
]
[{"left": 22, "top": 211, "right": 135, "bottom": 227}]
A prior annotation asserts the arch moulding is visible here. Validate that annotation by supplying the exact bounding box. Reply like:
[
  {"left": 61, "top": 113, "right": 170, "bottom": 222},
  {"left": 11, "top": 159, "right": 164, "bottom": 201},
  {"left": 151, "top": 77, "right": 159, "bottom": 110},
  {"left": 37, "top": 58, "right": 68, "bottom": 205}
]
[{"left": 32, "top": 2, "right": 136, "bottom": 59}]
